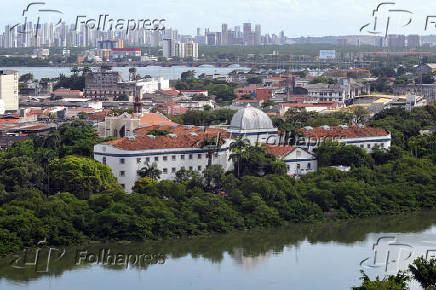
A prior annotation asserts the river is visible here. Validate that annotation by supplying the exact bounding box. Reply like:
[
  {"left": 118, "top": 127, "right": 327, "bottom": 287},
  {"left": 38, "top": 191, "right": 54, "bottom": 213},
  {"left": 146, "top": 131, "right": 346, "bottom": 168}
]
[
  {"left": 0, "top": 66, "right": 249, "bottom": 80},
  {"left": 1, "top": 212, "right": 436, "bottom": 290}
]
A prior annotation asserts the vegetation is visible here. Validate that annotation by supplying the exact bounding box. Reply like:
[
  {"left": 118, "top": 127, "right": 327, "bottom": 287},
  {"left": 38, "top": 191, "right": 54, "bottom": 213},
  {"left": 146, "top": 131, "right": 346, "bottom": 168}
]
[
  {"left": 1, "top": 106, "right": 436, "bottom": 258},
  {"left": 170, "top": 108, "right": 236, "bottom": 126},
  {"left": 174, "top": 70, "right": 238, "bottom": 104}
]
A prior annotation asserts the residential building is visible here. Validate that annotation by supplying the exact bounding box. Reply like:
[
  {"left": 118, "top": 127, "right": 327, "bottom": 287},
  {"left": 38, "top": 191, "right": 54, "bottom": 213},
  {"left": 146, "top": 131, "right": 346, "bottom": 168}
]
[
  {"left": 0, "top": 70, "right": 19, "bottom": 112},
  {"left": 265, "top": 145, "right": 317, "bottom": 177}
]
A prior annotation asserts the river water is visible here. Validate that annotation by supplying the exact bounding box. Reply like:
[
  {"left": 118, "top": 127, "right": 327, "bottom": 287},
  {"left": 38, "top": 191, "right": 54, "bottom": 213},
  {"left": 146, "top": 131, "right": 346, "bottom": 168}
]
[
  {"left": 1, "top": 212, "right": 436, "bottom": 290},
  {"left": 0, "top": 66, "right": 249, "bottom": 81}
]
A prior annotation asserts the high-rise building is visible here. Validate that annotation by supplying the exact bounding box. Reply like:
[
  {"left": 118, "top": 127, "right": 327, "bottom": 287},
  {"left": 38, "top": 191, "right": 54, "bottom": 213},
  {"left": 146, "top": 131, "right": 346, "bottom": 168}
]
[
  {"left": 175, "top": 42, "right": 185, "bottom": 58},
  {"left": 222, "top": 23, "right": 228, "bottom": 46},
  {"left": 162, "top": 39, "right": 175, "bottom": 58},
  {"left": 387, "top": 34, "right": 406, "bottom": 48},
  {"left": 407, "top": 35, "right": 420, "bottom": 48},
  {"left": 254, "top": 24, "right": 262, "bottom": 45},
  {"left": 243, "top": 23, "right": 251, "bottom": 45},
  {"left": 184, "top": 42, "right": 198, "bottom": 59},
  {"left": 0, "top": 70, "right": 19, "bottom": 112}
]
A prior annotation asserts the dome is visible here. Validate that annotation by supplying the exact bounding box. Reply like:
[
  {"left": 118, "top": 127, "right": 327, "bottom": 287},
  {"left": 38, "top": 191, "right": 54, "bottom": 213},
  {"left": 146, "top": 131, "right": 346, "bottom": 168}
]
[{"left": 230, "top": 106, "right": 274, "bottom": 130}]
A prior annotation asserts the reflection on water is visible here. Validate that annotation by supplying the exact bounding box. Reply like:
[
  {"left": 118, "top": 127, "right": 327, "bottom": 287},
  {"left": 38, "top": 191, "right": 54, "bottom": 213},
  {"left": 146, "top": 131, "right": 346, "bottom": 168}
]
[{"left": 1, "top": 211, "right": 436, "bottom": 290}]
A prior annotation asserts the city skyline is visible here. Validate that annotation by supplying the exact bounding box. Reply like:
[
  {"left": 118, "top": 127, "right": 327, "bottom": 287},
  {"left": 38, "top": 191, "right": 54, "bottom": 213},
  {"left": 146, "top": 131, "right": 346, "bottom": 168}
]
[{"left": 3, "top": 0, "right": 436, "bottom": 38}]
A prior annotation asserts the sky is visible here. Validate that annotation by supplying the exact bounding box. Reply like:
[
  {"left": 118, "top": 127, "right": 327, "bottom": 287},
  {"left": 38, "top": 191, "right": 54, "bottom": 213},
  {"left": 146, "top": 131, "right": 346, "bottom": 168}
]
[{"left": 3, "top": 0, "right": 436, "bottom": 37}]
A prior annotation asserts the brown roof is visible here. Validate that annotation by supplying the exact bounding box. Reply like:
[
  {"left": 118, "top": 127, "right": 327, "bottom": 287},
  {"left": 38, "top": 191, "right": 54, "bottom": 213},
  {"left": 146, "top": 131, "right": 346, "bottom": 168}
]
[
  {"left": 158, "top": 90, "right": 179, "bottom": 96},
  {"left": 104, "top": 125, "right": 230, "bottom": 151},
  {"left": 265, "top": 145, "right": 296, "bottom": 158},
  {"left": 137, "top": 113, "right": 176, "bottom": 127},
  {"left": 301, "top": 126, "right": 389, "bottom": 139}
]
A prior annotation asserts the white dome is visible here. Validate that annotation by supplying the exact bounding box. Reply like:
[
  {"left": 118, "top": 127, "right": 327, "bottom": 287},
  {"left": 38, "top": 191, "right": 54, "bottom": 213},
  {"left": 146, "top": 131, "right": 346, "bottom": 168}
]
[{"left": 230, "top": 106, "right": 274, "bottom": 130}]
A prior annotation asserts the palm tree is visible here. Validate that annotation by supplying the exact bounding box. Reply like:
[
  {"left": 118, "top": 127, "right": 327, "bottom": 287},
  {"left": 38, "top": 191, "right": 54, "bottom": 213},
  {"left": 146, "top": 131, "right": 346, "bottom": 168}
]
[
  {"left": 271, "top": 159, "right": 288, "bottom": 176},
  {"left": 200, "top": 134, "right": 222, "bottom": 168},
  {"left": 138, "top": 162, "right": 162, "bottom": 182},
  {"left": 229, "top": 137, "right": 250, "bottom": 178}
]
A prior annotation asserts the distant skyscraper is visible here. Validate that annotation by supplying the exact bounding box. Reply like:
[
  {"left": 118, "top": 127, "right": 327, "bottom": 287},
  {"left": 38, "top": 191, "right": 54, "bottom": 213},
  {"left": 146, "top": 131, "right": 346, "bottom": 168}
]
[
  {"left": 221, "top": 23, "right": 228, "bottom": 46},
  {"left": 387, "top": 34, "right": 406, "bottom": 48},
  {"left": 243, "top": 23, "right": 251, "bottom": 45},
  {"left": 254, "top": 24, "right": 261, "bottom": 45},
  {"left": 162, "top": 39, "right": 175, "bottom": 58},
  {"left": 407, "top": 35, "right": 420, "bottom": 48}
]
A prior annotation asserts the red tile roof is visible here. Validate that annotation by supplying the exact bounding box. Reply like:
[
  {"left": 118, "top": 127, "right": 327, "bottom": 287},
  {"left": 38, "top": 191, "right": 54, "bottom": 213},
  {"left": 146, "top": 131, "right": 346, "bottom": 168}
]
[
  {"left": 265, "top": 145, "right": 296, "bottom": 158},
  {"left": 104, "top": 125, "right": 229, "bottom": 151},
  {"left": 301, "top": 126, "right": 389, "bottom": 140},
  {"left": 158, "top": 90, "right": 180, "bottom": 96},
  {"left": 137, "top": 113, "right": 176, "bottom": 127},
  {"left": 19, "top": 125, "right": 50, "bottom": 131}
]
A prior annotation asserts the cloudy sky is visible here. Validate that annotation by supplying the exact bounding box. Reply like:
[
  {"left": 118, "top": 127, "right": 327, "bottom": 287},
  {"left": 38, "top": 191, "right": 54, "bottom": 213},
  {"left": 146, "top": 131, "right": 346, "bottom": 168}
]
[{"left": 3, "top": 0, "right": 436, "bottom": 37}]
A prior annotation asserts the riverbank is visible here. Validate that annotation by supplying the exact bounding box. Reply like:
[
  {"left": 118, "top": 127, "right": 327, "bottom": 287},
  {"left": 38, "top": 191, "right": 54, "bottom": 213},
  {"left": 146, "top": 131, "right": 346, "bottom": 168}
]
[{"left": 2, "top": 211, "right": 436, "bottom": 289}]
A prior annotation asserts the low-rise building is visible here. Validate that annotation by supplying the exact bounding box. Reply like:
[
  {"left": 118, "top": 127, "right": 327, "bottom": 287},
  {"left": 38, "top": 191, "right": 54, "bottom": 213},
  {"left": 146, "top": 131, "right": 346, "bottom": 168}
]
[
  {"left": 299, "top": 125, "right": 391, "bottom": 153},
  {"left": 266, "top": 145, "right": 317, "bottom": 177}
]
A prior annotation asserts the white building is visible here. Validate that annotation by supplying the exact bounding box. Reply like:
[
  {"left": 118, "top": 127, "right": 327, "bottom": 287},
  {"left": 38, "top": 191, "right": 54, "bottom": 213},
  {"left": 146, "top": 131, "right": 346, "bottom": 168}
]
[
  {"left": 94, "top": 126, "right": 233, "bottom": 192},
  {"left": 299, "top": 125, "right": 391, "bottom": 153},
  {"left": 266, "top": 145, "right": 317, "bottom": 177},
  {"left": 227, "top": 105, "right": 278, "bottom": 145},
  {"left": 93, "top": 106, "right": 389, "bottom": 193},
  {"left": 0, "top": 70, "right": 19, "bottom": 112}
]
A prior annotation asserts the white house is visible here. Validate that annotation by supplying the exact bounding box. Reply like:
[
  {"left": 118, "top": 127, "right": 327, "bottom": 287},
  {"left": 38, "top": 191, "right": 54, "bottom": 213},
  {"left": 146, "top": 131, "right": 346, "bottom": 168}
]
[{"left": 266, "top": 145, "right": 318, "bottom": 177}]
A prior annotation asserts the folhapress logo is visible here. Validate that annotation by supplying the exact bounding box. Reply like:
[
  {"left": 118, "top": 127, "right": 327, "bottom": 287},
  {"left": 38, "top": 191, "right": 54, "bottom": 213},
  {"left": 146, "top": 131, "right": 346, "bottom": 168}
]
[{"left": 10, "top": 2, "right": 64, "bottom": 38}]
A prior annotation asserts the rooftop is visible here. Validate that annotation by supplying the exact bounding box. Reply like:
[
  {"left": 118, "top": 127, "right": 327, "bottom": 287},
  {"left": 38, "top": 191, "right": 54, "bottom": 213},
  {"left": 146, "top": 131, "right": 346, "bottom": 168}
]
[
  {"left": 301, "top": 125, "right": 389, "bottom": 139},
  {"left": 104, "top": 125, "right": 229, "bottom": 151}
]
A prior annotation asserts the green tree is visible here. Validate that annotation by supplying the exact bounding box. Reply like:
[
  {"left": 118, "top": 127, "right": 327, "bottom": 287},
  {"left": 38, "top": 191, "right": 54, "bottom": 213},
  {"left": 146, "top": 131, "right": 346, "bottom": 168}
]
[
  {"left": 138, "top": 162, "right": 162, "bottom": 182},
  {"left": 49, "top": 155, "right": 119, "bottom": 199},
  {"left": 409, "top": 257, "right": 436, "bottom": 289}
]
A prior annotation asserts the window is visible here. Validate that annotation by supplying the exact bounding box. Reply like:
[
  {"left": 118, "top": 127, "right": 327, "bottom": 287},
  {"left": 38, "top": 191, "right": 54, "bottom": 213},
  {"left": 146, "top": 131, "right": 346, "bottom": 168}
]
[
  {"left": 120, "top": 171, "right": 125, "bottom": 177},
  {"left": 297, "top": 164, "right": 301, "bottom": 170},
  {"left": 189, "top": 166, "right": 193, "bottom": 170},
  {"left": 120, "top": 158, "right": 125, "bottom": 164},
  {"left": 367, "top": 144, "right": 371, "bottom": 149},
  {"left": 381, "top": 143, "right": 385, "bottom": 148},
  {"left": 136, "top": 158, "right": 141, "bottom": 164},
  {"left": 120, "top": 184, "right": 125, "bottom": 189},
  {"left": 181, "top": 155, "right": 185, "bottom": 160},
  {"left": 163, "top": 156, "right": 168, "bottom": 161},
  {"left": 146, "top": 157, "right": 150, "bottom": 162},
  {"left": 102, "top": 157, "right": 106, "bottom": 164},
  {"left": 287, "top": 165, "right": 290, "bottom": 170},
  {"left": 172, "top": 167, "right": 176, "bottom": 173},
  {"left": 214, "top": 153, "right": 219, "bottom": 158},
  {"left": 198, "top": 154, "right": 202, "bottom": 159},
  {"left": 307, "top": 163, "right": 311, "bottom": 170},
  {"left": 360, "top": 145, "right": 364, "bottom": 148},
  {"left": 189, "top": 154, "right": 193, "bottom": 160},
  {"left": 163, "top": 168, "right": 168, "bottom": 174},
  {"left": 172, "top": 155, "right": 176, "bottom": 161},
  {"left": 198, "top": 166, "right": 202, "bottom": 171},
  {"left": 154, "top": 157, "right": 159, "bottom": 162}
]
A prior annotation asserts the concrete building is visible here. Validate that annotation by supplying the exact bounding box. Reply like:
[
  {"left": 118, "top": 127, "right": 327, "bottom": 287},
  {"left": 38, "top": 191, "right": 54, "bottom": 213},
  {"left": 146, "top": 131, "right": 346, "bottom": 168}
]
[
  {"left": 94, "top": 125, "right": 233, "bottom": 192},
  {"left": 84, "top": 67, "right": 169, "bottom": 101},
  {"left": 0, "top": 70, "right": 19, "bottom": 112},
  {"left": 299, "top": 125, "right": 391, "bottom": 153},
  {"left": 227, "top": 106, "right": 278, "bottom": 145},
  {"left": 266, "top": 145, "right": 317, "bottom": 177}
]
